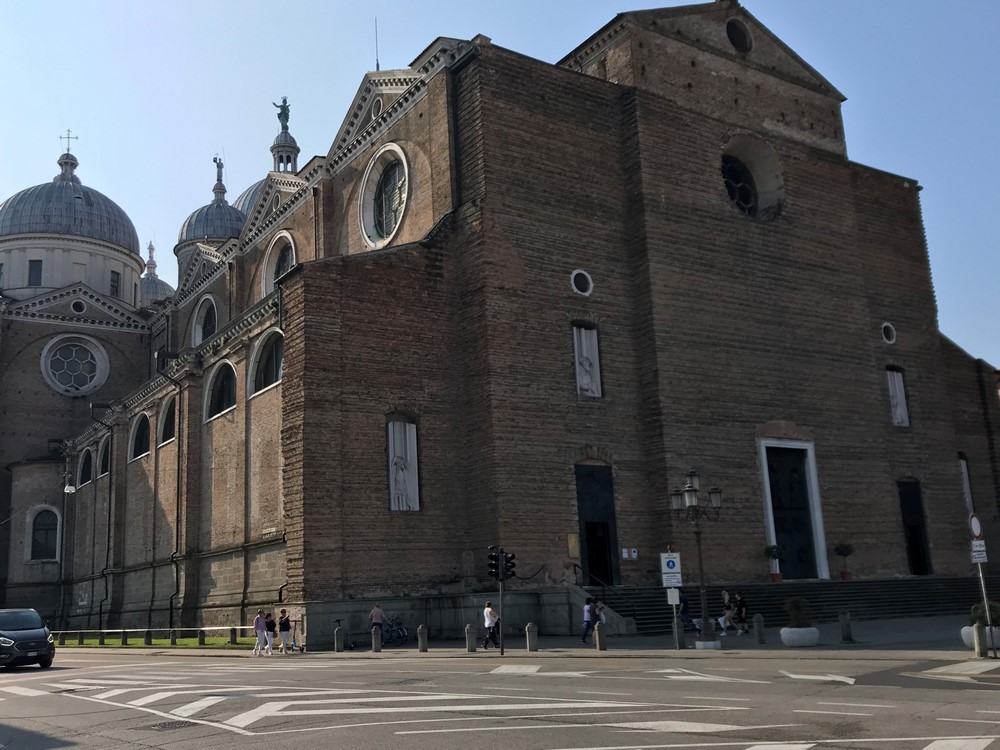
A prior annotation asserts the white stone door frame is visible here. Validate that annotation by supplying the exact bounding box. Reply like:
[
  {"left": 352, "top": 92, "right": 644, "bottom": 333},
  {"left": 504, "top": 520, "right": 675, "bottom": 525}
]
[{"left": 757, "top": 437, "right": 830, "bottom": 580}]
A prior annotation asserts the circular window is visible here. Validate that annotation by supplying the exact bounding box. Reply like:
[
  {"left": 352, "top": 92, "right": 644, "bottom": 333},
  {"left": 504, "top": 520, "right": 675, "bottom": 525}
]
[
  {"left": 359, "top": 143, "right": 409, "bottom": 249},
  {"left": 40, "top": 334, "right": 110, "bottom": 397},
  {"left": 71, "top": 300, "right": 86, "bottom": 314},
  {"left": 721, "top": 135, "right": 784, "bottom": 220},
  {"left": 726, "top": 19, "right": 753, "bottom": 54},
  {"left": 571, "top": 269, "right": 594, "bottom": 296},
  {"left": 371, "top": 97, "right": 384, "bottom": 121},
  {"left": 881, "top": 323, "right": 897, "bottom": 344}
]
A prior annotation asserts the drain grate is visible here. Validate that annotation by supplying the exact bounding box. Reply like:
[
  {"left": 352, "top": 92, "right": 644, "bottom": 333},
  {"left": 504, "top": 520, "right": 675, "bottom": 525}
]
[{"left": 149, "top": 720, "right": 196, "bottom": 730}]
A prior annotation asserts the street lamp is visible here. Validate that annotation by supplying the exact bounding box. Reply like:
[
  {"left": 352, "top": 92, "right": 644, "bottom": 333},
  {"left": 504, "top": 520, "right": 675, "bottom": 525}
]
[{"left": 671, "top": 469, "right": 723, "bottom": 647}]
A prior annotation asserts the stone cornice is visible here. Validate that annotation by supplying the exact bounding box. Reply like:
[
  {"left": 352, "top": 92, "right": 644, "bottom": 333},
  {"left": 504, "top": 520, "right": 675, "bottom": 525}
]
[
  {"left": 0, "top": 233, "right": 146, "bottom": 270},
  {"left": 3, "top": 285, "right": 151, "bottom": 332}
]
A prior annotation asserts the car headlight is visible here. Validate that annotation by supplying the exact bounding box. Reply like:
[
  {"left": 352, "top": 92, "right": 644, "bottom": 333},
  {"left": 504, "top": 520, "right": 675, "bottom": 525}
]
[
  {"left": 0, "top": 637, "right": 13, "bottom": 647},
  {"left": 47, "top": 633, "right": 55, "bottom": 643}
]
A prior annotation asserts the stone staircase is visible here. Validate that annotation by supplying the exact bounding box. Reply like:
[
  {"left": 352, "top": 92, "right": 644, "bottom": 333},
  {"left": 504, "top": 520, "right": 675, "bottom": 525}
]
[{"left": 585, "top": 575, "right": 1000, "bottom": 635}]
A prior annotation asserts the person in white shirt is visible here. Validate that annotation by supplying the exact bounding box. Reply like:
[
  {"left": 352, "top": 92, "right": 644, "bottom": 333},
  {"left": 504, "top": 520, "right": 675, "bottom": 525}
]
[
  {"left": 482, "top": 601, "right": 500, "bottom": 649},
  {"left": 581, "top": 597, "right": 594, "bottom": 644}
]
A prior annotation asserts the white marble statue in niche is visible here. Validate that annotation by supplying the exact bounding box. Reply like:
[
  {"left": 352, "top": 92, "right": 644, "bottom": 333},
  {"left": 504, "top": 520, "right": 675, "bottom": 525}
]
[{"left": 388, "top": 419, "right": 420, "bottom": 511}]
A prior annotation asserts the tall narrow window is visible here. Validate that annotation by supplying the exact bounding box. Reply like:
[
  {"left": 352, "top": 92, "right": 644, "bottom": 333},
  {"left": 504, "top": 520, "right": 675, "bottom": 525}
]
[
  {"left": 207, "top": 363, "right": 237, "bottom": 418},
  {"left": 78, "top": 450, "right": 93, "bottom": 486},
  {"left": 572, "top": 325, "right": 603, "bottom": 398},
  {"left": 28, "top": 260, "right": 42, "bottom": 286},
  {"left": 98, "top": 437, "right": 110, "bottom": 476},
  {"left": 159, "top": 398, "right": 176, "bottom": 444},
  {"left": 110, "top": 270, "right": 121, "bottom": 298},
  {"left": 959, "top": 454, "right": 975, "bottom": 514},
  {"left": 0, "top": 262, "right": 5, "bottom": 288},
  {"left": 886, "top": 367, "right": 909, "bottom": 426},
  {"left": 387, "top": 418, "right": 420, "bottom": 511},
  {"left": 253, "top": 333, "right": 284, "bottom": 393},
  {"left": 130, "top": 414, "right": 150, "bottom": 459},
  {"left": 31, "top": 510, "right": 58, "bottom": 560}
]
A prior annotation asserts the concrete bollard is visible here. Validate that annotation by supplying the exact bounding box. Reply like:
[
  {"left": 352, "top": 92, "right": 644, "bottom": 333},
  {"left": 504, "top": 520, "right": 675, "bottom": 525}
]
[
  {"left": 58, "top": 632, "right": 66, "bottom": 646},
  {"left": 465, "top": 624, "right": 476, "bottom": 652},
  {"left": 120, "top": 630, "right": 128, "bottom": 646},
  {"left": 973, "top": 623, "right": 988, "bottom": 658},
  {"left": 98, "top": 631, "right": 106, "bottom": 646},
  {"left": 334, "top": 627, "right": 345, "bottom": 653},
  {"left": 77, "top": 631, "right": 84, "bottom": 645},
  {"left": 229, "top": 627, "right": 238, "bottom": 645},
  {"left": 144, "top": 629, "right": 153, "bottom": 646},
  {"left": 417, "top": 624, "right": 428, "bottom": 652},
  {"left": 752, "top": 613, "right": 765, "bottom": 644},
  {"left": 525, "top": 622, "right": 538, "bottom": 652},
  {"left": 594, "top": 622, "right": 607, "bottom": 651},
  {"left": 372, "top": 626, "right": 381, "bottom": 652},
  {"left": 198, "top": 629, "right": 206, "bottom": 646},
  {"left": 839, "top": 610, "right": 855, "bottom": 643},
  {"left": 169, "top": 629, "right": 177, "bottom": 645}
]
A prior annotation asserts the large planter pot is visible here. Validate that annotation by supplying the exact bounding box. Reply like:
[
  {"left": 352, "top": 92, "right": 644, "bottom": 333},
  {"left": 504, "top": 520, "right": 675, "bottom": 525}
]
[
  {"left": 961, "top": 626, "right": 1000, "bottom": 649},
  {"left": 780, "top": 627, "right": 820, "bottom": 647},
  {"left": 769, "top": 572, "right": 783, "bottom": 583}
]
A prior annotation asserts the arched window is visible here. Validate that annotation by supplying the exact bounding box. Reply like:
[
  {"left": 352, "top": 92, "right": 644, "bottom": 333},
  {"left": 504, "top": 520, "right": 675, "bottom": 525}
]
[
  {"left": 98, "top": 437, "right": 110, "bottom": 476},
  {"left": 192, "top": 296, "right": 218, "bottom": 346},
  {"left": 130, "top": 414, "right": 150, "bottom": 460},
  {"left": 253, "top": 333, "right": 284, "bottom": 393},
  {"left": 31, "top": 510, "right": 58, "bottom": 560},
  {"left": 275, "top": 243, "right": 293, "bottom": 280},
  {"left": 263, "top": 234, "right": 296, "bottom": 296},
  {"left": 159, "top": 397, "right": 176, "bottom": 444},
  {"left": 207, "top": 363, "right": 237, "bottom": 419},
  {"left": 78, "top": 450, "right": 93, "bottom": 486}
]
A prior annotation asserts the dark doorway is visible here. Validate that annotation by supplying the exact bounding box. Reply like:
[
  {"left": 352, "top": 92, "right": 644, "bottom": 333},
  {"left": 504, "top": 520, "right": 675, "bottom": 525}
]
[
  {"left": 766, "top": 447, "right": 817, "bottom": 579},
  {"left": 897, "top": 480, "right": 932, "bottom": 575},
  {"left": 575, "top": 464, "right": 619, "bottom": 586}
]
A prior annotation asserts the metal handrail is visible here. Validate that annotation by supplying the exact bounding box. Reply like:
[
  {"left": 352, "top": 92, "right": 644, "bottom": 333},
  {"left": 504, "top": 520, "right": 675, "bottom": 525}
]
[{"left": 572, "top": 563, "right": 639, "bottom": 620}]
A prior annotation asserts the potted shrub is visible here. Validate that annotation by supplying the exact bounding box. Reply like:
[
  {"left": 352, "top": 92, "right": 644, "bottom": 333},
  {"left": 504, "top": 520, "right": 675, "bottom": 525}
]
[
  {"left": 764, "top": 544, "right": 784, "bottom": 582},
  {"left": 960, "top": 600, "right": 1000, "bottom": 649},
  {"left": 833, "top": 543, "right": 854, "bottom": 580},
  {"left": 780, "top": 596, "right": 820, "bottom": 647}
]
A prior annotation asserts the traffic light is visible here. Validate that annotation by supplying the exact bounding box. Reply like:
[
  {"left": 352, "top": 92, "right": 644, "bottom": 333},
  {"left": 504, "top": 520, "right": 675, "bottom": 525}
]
[
  {"left": 487, "top": 546, "right": 500, "bottom": 579},
  {"left": 503, "top": 552, "right": 516, "bottom": 579}
]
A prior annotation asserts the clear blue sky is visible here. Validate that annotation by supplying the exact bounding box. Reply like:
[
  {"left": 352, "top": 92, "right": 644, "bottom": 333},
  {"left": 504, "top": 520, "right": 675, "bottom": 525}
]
[{"left": 1, "top": 1, "right": 996, "bottom": 364}]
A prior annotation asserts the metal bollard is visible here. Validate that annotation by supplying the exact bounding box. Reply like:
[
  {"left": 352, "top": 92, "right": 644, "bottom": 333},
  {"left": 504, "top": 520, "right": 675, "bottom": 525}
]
[
  {"left": 58, "top": 632, "right": 66, "bottom": 646},
  {"left": 974, "top": 623, "right": 988, "bottom": 658},
  {"left": 169, "top": 629, "right": 177, "bottom": 645},
  {"left": 372, "top": 626, "right": 381, "bottom": 652},
  {"left": 525, "top": 622, "right": 538, "bottom": 652},
  {"left": 752, "top": 613, "right": 766, "bottom": 644},
  {"left": 198, "top": 629, "right": 206, "bottom": 646},
  {"left": 77, "top": 631, "right": 84, "bottom": 645},
  {"left": 417, "top": 624, "right": 428, "bottom": 652},
  {"left": 120, "top": 630, "right": 128, "bottom": 646},
  {"left": 334, "top": 626, "right": 345, "bottom": 653},
  {"left": 465, "top": 624, "right": 476, "bottom": 652},
  {"left": 672, "top": 612, "right": 686, "bottom": 650},
  {"left": 229, "top": 627, "right": 238, "bottom": 645},
  {"left": 594, "top": 622, "right": 607, "bottom": 651},
  {"left": 144, "top": 629, "right": 153, "bottom": 646},
  {"left": 839, "top": 610, "right": 855, "bottom": 643},
  {"left": 99, "top": 631, "right": 105, "bottom": 646}
]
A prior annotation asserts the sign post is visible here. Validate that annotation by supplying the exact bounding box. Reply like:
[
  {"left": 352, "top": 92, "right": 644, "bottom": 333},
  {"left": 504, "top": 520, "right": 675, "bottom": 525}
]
[
  {"left": 969, "top": 514, "right": 996, "bottom": 659},
  {"left": 660, "top": 552, "right": 683, "bottom": 588}
]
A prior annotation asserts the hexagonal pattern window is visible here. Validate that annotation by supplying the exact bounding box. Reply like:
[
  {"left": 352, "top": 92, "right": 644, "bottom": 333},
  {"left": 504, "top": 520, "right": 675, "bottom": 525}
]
[{"left": 40, "top": 335, "right": 110, "bottom": 397}]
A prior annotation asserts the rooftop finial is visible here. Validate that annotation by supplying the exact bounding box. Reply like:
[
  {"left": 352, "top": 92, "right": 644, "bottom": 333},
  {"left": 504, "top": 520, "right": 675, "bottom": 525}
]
[
  {"left": 212, "top": 155, "right": 227, "bottom": 202},
  {"left": 273, "top": 96, "right": 290, "bottom": 131},
  {"left": 59, "top": 128, "right": 78, "bottom": 154},
  {"left": 375, "top": 17, "right": 380, "bottom": 72},
  {"left": 145, "top": 241, "right": 158, "bottom": 276}
]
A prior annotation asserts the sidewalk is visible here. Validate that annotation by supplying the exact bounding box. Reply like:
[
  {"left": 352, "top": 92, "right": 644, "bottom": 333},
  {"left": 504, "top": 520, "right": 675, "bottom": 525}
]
[{"left": 61, "top": 615, "right": 987, "bottom": 663}]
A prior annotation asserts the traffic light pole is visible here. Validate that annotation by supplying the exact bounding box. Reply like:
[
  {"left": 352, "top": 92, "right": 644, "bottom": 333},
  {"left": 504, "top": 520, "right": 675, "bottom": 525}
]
[{"left": 499, "top": 576, "right": 505, "bottom": 656}]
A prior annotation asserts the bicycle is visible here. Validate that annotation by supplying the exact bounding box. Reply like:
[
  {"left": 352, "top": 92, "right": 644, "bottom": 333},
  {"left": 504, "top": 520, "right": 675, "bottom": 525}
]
[{"left": 382, "top": 616, "right": 408, "bottom": 647}]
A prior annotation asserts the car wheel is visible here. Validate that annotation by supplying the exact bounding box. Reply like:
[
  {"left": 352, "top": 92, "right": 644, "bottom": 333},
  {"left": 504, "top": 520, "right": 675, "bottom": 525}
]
[{"left": 38, "top": 657, "right": 52, "bottom": 669}]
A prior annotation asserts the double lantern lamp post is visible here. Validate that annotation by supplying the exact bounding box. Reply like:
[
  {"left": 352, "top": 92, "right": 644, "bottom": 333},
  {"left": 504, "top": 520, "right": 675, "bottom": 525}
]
[{"left": 670, "top": 469, "right": 722, "bottom": 645}]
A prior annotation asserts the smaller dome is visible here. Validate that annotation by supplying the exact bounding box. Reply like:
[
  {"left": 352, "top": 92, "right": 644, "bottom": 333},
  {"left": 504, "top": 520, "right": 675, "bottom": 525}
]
[
  {"left": 139, "top": 241, "right": 174, "bottom": 306},
  {"left": 178, "top": 157, "right": 247, "bottom": 243},
  {"left": 273, "top": 130, "right": 298, "bottom": 147},
  {"left": 233, "top": 178, "right": 265, "bottom": 216}
]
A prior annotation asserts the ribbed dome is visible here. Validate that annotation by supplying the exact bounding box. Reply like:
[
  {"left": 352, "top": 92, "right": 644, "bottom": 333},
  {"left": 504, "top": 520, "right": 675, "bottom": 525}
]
[
  {"left": 272, "top": 130, "right": 298, "bottom": 147},
  {"left": 177, "top": 157, "right": 246, "bottom": 243},
  {"left": 0, "top": 153, "right": 140, "bottom": 254},
  {"left": 233, "top": 178, "right": 265, "bottom": 216}
]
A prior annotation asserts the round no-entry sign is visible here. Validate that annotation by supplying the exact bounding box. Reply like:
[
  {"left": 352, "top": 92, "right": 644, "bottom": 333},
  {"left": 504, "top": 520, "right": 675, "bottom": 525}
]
[{"left": 970, "top": 513, "right": 983, "bottom": 540}]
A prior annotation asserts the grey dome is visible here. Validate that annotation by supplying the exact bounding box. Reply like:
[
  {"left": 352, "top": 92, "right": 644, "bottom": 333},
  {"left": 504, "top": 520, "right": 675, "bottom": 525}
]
[
  {"left": 0, "top": 153, "right": 140, "bottom": 254},
  {"left": 233, "top": 178, "right": 265, "bottom": 216},
  {"left": 272, "top": 130, "right": 298, "bottom": 147},
  {"left": 139, "top": 241, "right": 174, "bottom": 306},
  {"left": 178, "top": 157, "right": 247, "bottom": 243}
]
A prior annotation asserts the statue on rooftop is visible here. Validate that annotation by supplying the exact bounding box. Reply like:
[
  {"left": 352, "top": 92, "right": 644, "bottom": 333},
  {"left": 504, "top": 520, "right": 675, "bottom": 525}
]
[{"left": 273, "top": 97, "right": 290, "bottom": 130}]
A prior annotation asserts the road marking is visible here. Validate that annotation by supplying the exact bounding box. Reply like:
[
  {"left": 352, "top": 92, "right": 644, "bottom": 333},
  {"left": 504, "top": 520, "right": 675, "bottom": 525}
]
[
  {"left": 939, "top": 719, "right": 1000, "bottom": 726},
  {"left": 647, "top": 668, "right": 768, "bottom": 683},
  {"left": 744, "top": 745, "right": 816, "bottom": 750},
  {"left": 490, "top": 665, "right": 540, "bottom": 675},
  {"left": 130, "top": 686, "right": 362, "bottom": 706},
  {"left": 923, "top": 741, "right": 996, "bottom": 749},
  {"left": 478, "top": 686, "right": 535, "bottom": 691},
  {"left": 794, "top": 709, "right": 872, "bottom": 717},
  {"left": 225, "top": 698, "right": 646, "bottom": 728},
  {"left": 683, "top": 695, "right": 753, "bottom": 701},
  {"left": 817, "top": 701, "right": 894, "bottom": 708},
  {"left": 545, "top": 736, "right": 1000, "bottom": 750},
  {"left": 172, "top": 695, "right": 229, "bottom": 717},
  {"left": 779, "top": 670, "right": 856, "bottom": 685},
  {"left": 610, "top": 720, "right": 799, "bottom": 733},
  {"left": 577, "top": 691, "right": 633, "bottom": 696},
  {"left": 0, "top": 686, "right": 48, "bottom": 697},
  {"left": 926, "top": 663, "right": 1000, "bottom": 675}
]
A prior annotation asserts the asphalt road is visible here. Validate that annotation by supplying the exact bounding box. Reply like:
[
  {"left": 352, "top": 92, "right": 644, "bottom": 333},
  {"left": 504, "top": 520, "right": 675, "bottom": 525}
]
[{"left": 1, "top": 649, "right": 999, "bottom": 749}]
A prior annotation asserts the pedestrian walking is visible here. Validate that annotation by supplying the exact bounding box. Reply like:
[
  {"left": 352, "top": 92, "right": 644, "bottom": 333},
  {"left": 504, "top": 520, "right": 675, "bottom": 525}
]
[
  {"left": 252, "top": 609, "right": 267, "bottom": 656},
  {"left": 581, "top": 597, "right": 595, "bottom": 644},
  {"left": 264, "top": 612, "right": 276, "bottom": 655},
  {"left": 732, "top": 591, "right": 749, "bottom": 635},
  {"left": 482, "top": 600, "right": 500, "bottom": 649},
  {"left": 278, "top": 609, "right": 292, "bottom": 654}
]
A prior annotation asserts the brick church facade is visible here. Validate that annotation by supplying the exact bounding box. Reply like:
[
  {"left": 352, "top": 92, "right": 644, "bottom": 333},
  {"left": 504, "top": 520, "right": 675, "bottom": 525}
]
[{"left": 2, "top": 1, "right": 997, "bottom": 642}]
